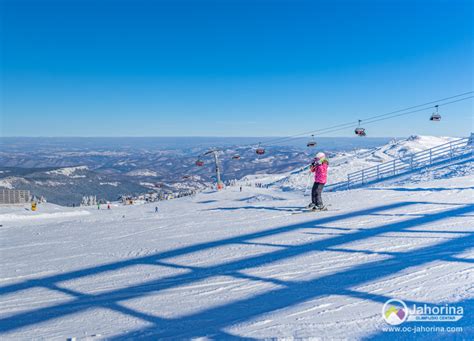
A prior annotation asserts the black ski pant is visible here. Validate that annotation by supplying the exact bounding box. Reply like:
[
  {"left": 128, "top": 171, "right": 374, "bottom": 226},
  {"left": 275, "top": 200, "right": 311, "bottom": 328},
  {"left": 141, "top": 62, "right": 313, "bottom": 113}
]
[{"left": 311, "top": 182, "right": 325, "bottom": 207}]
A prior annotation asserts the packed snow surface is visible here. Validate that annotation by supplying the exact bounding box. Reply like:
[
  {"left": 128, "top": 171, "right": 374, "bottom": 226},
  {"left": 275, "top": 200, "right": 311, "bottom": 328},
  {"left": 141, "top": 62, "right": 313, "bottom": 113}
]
[
  {"left": 0, "top": 174, "right": 472, "bottom": 339},
  {"left": 0, "top": 204, "right": 90, "bottom": 222}
]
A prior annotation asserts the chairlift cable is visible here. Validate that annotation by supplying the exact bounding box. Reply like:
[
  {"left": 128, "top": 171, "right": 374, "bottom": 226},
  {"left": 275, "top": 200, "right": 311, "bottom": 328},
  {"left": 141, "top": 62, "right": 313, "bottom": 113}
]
[
  {"left": 192, "top": 92, "right": 473, "bottom": 167},
  {"left": 257, "top": 93, "right": 473, "bottom": 146},
  {"left": 253, "top": 92, "right": 473, "bottom": 147}
]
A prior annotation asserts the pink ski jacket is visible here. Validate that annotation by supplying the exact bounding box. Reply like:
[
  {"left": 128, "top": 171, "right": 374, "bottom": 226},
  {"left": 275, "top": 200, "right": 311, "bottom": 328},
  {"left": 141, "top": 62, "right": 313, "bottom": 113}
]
[{"left": 311, "top": 160, "right": 328, "bottom": 184}]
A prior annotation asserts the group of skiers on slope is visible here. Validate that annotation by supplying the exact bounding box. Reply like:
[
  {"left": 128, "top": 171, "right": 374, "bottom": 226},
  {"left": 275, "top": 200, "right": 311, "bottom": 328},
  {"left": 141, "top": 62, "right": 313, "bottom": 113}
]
[{"left": 308, "top": 152, "right": 329, "bottom": 211}]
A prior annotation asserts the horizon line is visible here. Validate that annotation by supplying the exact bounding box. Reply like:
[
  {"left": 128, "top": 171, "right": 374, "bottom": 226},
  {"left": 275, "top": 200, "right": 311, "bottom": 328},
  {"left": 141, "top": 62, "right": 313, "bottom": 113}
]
[{"left": 0, "top": 135, "right": 447, "bottom": 139}]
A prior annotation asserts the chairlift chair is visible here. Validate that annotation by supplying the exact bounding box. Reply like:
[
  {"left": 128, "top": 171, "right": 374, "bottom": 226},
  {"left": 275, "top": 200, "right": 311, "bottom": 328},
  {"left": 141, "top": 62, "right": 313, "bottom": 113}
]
[
  {"left": 430, "top": 105, "right": 441, "bottom": 121},
  {"left": 355, "top": 120, "right": 366, "bottom": 136},
  {"left": 307, "top": 134, "right": 317, "bottom": 147}
]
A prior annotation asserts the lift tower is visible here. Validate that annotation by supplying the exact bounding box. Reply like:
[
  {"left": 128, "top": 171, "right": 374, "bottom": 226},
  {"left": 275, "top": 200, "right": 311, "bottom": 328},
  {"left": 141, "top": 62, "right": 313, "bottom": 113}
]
[{"left": 203, "top": 149, "right": 224, "bottom": 190}]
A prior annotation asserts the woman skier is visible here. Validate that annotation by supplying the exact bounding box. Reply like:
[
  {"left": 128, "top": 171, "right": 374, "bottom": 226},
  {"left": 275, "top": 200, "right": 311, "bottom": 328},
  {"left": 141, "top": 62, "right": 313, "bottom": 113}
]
[{"left": 309, "top": 152, "right": 328, "bottom": 210}]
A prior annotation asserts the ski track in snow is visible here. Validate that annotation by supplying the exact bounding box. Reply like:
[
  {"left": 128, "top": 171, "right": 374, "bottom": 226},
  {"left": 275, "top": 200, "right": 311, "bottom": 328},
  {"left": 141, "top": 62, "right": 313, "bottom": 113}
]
[{"left": 0, "top": 175, "right": 473, "bottom": 339}]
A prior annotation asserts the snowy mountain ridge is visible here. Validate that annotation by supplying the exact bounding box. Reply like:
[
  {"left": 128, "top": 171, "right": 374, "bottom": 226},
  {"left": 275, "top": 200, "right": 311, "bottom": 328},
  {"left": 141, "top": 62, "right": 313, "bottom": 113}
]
[
  {"left": 236, "top": 135, "right": 464, "bottom": 192},
  {"left": 0, "top": 137, "right": 393, "bottom": 205},
  {"left": 45, "top": 166, "right": 89, "bottom": 176},
  {"left": 0, "top": 135, "right": 467, "bottom": 205}
]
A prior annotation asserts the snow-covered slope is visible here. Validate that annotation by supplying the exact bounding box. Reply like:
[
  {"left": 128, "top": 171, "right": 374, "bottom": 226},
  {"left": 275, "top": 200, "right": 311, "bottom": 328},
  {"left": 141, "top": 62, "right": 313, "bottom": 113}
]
[
  {"left": 368, "top": 135, "right": 456, "bottom": 161},
  {"left": 253, "top": 135, "right": 463, "bottom": 191},
  {"left": 0, "top": 204, "right": 90, "bottom": 222},
  {"left": 0, "top": 173, "right": 472, "bottom": 339}
]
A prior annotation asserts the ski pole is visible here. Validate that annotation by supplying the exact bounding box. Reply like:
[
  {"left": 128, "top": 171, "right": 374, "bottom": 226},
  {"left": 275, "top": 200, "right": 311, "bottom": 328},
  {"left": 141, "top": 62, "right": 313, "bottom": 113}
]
[{"left": 303, "top": 171, "right": 312, "bottom": 196}]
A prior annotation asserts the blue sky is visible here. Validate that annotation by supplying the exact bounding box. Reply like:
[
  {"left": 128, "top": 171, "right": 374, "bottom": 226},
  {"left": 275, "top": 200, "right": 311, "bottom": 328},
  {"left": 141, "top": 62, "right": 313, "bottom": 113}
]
[{"left": 1, "top": 0, "right": 472, "bottom": 137}]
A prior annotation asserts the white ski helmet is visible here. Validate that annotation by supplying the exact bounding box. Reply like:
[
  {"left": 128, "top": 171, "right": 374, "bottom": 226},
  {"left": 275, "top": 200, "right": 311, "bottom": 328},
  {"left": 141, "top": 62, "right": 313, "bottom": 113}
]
[{"left": 316, "top": 152, "right": 326, "bottom": 159}]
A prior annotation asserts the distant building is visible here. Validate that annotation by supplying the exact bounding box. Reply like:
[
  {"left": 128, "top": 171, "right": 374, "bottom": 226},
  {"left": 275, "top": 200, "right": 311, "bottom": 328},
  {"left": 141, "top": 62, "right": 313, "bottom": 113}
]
[{"left": 0, "top": 189, "right": 31, "bottom": 204}]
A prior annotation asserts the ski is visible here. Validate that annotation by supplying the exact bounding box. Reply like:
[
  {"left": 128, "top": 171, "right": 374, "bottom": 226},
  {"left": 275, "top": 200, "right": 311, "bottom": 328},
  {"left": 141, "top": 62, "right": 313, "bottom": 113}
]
[{"left": 291, "top": 207, "right": 334, "bottom": 215}]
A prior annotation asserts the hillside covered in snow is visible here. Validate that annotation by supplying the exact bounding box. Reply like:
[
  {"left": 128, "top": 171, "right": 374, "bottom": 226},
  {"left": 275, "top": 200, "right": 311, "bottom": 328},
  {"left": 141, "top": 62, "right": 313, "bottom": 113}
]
[
  {"left": 239, "top": 135, "right": 465, "bottom": 192},
  {"left": 0, "top": 136, "right": 392, "bottom": 205},
  {"left": 0, "top": 165, "right": 472, "bottom": 339},
  {"left": 2, "top": 135, "right": 467, "bottom": 205}
]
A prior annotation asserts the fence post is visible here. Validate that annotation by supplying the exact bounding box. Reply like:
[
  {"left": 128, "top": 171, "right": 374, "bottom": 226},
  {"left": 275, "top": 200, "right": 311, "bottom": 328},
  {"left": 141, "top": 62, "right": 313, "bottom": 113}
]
[
  {"left": 377, "top": 165, "right": 380, "bottom": 180},
  {"left": 361, "top": 170, "right": 365, "bottom": 184},
  {"left": 393, "top": 160, "right": 396, "bottom": 175},
  {"left": 429, "top": 149, "right": 432, "bottom": 164}
]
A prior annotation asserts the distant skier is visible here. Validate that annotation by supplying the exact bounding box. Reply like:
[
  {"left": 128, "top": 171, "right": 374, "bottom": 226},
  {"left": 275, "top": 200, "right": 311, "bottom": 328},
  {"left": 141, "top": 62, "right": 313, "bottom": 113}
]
[
  {"left": 309, "top": 152, "right": 328, "bottom": 210},
  {"left": 107, "top": 204, "right": 111, "bottom": 210},
  {"left": 155, "top": 206, "right": 159, "bottom": 213},
  {"left": 240, "top": 186, "right": 242, "bottom": 192}
]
